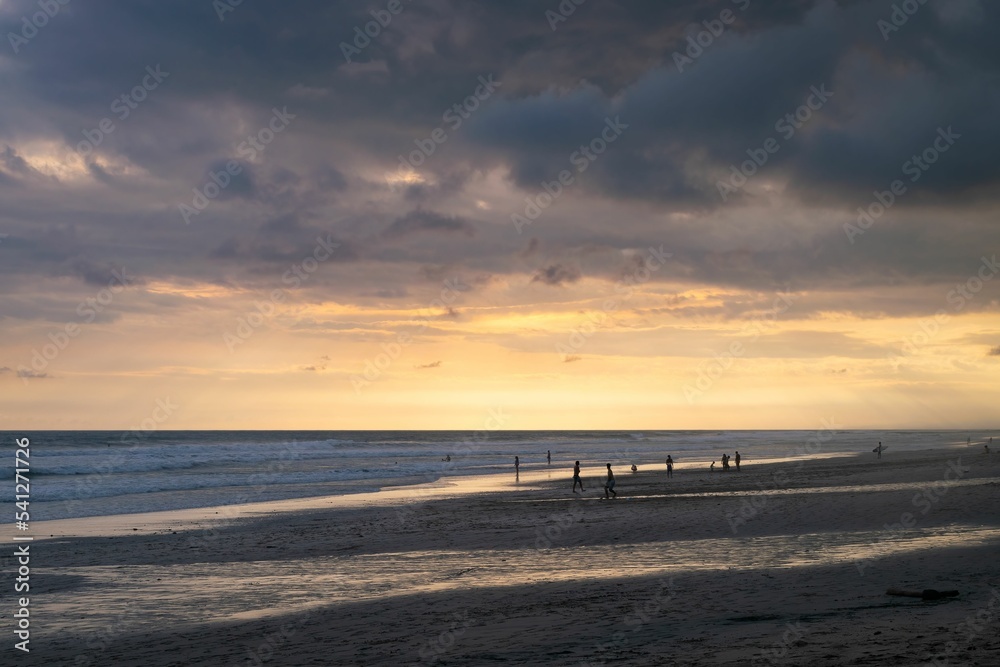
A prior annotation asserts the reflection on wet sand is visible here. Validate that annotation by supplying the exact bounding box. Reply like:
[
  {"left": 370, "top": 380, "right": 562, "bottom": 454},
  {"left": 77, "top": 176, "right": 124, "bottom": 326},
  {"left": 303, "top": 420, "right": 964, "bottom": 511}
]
[{"left": 39, "top": 524, "right": 999, "bottom": 637}]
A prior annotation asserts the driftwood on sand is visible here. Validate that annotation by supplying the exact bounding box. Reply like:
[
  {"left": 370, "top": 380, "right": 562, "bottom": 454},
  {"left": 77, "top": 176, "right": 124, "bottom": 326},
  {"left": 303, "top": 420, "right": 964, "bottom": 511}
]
[{"left": 886, "top": 588, "right": 959, "bottom": 600}]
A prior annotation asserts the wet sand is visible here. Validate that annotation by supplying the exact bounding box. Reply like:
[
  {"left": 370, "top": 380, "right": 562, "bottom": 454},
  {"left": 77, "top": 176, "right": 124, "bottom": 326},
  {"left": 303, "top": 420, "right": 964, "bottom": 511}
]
[{"left": 13, "top": 448, "right": 1000, "bottom": 666}]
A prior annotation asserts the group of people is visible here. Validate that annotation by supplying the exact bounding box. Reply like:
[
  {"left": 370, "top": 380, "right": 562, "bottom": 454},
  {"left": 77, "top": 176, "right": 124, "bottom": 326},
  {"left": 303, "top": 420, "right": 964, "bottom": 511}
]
[
  {"left": 572, "top": 460, "right": 617, "bottom": 499},
  {"left": 514, "top": 450, "right": 751, "bottom": 498},
  {"left": 710, "top": 451, "right": 740, "bottom": 472},
  {"left": 566, "top": 453, "right": 681, "bottom": 499}
]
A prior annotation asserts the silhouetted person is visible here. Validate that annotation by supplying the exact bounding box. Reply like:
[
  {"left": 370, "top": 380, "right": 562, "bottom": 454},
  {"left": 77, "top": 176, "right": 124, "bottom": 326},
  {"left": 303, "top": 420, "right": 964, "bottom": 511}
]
[
  {"left": 604, "top": 463, "right": 616, "bottom": 499},
  {"left": 572, "top": 461, "right": 585, "bottom": 493},
  {"left": 515, "top": 456, "right": 519, "bottom": 474},
  {"left": 666, "top": 455, "right": 673, "bottom": 478},
  {"left": 735, "top": 451, "right": 741, "bottom": 472},
  {"left": 875, "top": 442, "right": 882, "bottom": 459},
  {"left": 631, "top": 464, "right": 638, "bottom": 473},
  {"left": 710, "top": 461, "right": 715, "bottom": 472},
  {"left": 547, "top": 450, "right": 551, "bottom": 465}
]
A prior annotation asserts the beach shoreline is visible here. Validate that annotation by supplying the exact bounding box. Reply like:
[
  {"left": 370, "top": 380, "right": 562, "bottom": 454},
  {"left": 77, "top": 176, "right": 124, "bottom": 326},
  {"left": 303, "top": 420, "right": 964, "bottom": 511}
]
[
  {"left": 6, "top": 447, "right": 976, "bottom": 540},
  {"left": 14, "top": 447, "right": 1000, "bottom": 665}
]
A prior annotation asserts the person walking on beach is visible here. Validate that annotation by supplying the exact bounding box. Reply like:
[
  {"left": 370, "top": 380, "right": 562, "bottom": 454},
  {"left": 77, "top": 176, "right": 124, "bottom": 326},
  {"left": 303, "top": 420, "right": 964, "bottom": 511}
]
[
  {"left": 710, "top": 461, "right": 715, "bottom": 472},
  {"left": 573, "top": 460, "right": 585, "bottom": 493},
  {"left": 666, "top": 455, "right": 674, "bottom": 478},
  {"left": 735, "top": 451, "right": 741, "bottom": 472},
  {"left": 721, "top": 453, "right": 729, "bottom": 471},
  {"left": 604, "top": 463, "right": 617, "bottom": 499},
  {"left": 875, "top": 442, "right": 882, "bottom": 459},
  {"left": 547, "top": 450, "right": 551, "bottom": 465},
  {"left": 515, "top": 456, "right": 520, "bottom": 473}
]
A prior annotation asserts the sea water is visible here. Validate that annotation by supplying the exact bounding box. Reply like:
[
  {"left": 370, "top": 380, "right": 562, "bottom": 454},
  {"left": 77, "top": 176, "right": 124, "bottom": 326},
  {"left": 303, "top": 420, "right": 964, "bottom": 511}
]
[{"left": 1, "top": 429, "right": 988, "bottom": 521}]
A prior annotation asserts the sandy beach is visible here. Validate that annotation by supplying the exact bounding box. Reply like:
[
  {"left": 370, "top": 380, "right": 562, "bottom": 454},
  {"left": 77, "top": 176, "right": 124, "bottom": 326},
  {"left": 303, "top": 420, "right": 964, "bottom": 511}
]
[{"left": 13, "top": 447, "right": 1000, "bottom": 666}]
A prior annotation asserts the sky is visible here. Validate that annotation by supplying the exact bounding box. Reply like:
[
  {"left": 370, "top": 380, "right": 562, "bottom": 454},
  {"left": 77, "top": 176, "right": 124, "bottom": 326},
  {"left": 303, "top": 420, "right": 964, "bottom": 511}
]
[{"left": 1, "top": 0, "right": 998, "bottom": 430}]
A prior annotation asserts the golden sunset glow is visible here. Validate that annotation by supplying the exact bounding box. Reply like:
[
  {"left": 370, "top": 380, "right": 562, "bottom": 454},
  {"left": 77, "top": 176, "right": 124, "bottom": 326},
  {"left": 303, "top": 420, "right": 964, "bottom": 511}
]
[{"left": 2, "top": 0, "right": 998, "bottom": 431}]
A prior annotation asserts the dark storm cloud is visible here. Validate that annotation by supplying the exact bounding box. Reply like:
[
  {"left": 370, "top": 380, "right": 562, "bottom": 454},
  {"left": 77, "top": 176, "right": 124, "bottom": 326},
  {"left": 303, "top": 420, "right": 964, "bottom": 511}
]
[
  {"left": 383, "top": 210, "right": 477, "bottom": 239},
  {"left": 220, "top": 236, "right": 359, "bottom": 266},
  {"left": 69, "top": 260, "right": 138, "bottom": 287},
  {"left": 0, "top": 0, "right": 998, "bottom": 320},
  {"left": 359, "top": 288, "right": 410, "bottom": 299},
  {"left": 259, "top": 212, "right": 304, "bottom": 235},
  {"left": 465, "top": 0, "right": 1000, "bottom": 207},
  {"left": 1, "top": 145, "right": 32, "bottom": 174},
  {"left": 532, "top": 263, "right": 582, "bottom": 286}
]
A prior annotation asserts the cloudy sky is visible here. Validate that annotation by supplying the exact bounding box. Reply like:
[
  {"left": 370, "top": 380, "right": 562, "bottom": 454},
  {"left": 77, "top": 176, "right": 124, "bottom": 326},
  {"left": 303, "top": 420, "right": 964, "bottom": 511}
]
[{"left": 1, "top": 0, "right": 998, "bottom": 430}]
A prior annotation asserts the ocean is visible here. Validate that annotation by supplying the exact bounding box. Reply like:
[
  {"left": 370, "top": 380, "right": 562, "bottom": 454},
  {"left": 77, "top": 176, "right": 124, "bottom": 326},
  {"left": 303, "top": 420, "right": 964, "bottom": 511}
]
[{"left": 2, "top": 429, "right": 988, "bottom": 522}]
